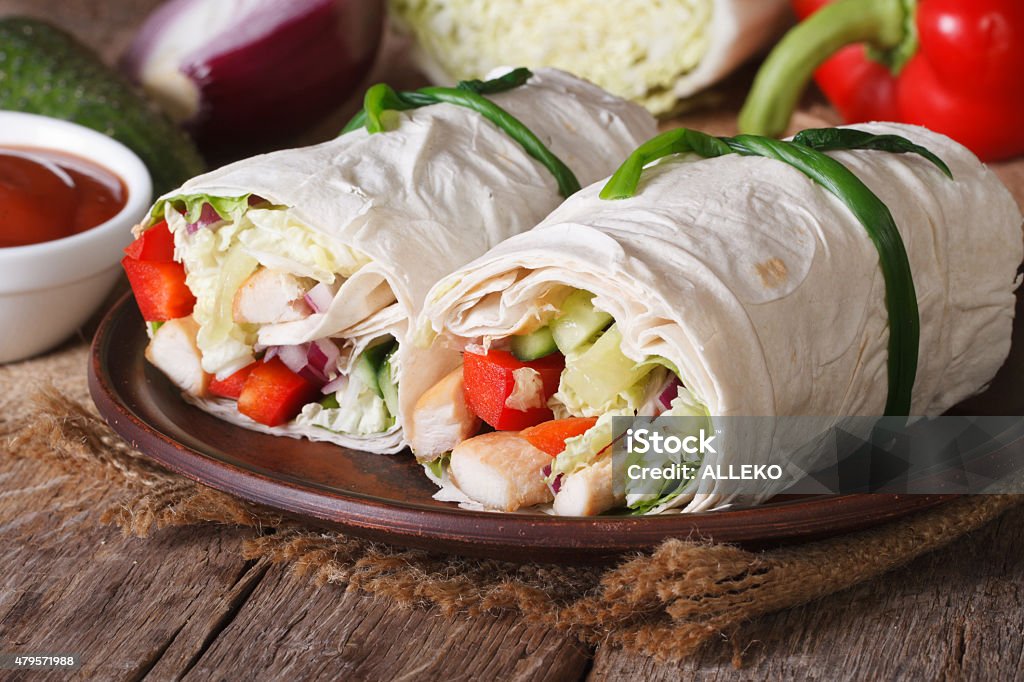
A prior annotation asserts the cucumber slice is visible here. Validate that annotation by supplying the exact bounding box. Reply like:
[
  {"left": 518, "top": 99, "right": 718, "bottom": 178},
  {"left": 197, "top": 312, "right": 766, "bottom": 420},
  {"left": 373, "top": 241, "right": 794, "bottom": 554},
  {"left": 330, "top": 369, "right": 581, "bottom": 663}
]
[
  {"left": 352, "top": 339, "right": 395, "bottom": 398},
  {"left": 551, "top": 290, "right": 613, "bottom": 354},
  {"left": 377, "top": 350, "right": 400, "bottom": 417},
  {"left": 510, "top": 326, "right": 557, "bottom": 361},
  {"left": 560, "top": 325, "right": 654, "bottom": 408}
]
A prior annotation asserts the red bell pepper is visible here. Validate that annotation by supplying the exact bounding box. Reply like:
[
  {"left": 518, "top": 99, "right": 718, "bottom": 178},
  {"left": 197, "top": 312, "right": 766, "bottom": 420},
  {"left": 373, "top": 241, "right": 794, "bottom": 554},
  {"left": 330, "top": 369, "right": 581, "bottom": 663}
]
[
  {"left": 121, "top": 257, "right": 196, "bottom": 321},
  {"left": 520, "top": 417, "right": 599, "bottom": 456},
  {"left": 462, "top": 348, "right": 564, "bottom": 431},
  {"left": 209, "top": 363, "right": 256, "bottom": 400},
  {"left": 739, "top": 0, "right": 1024, "bottom": 161},
  {"left": 122, "top": 220, "right": 196, "bottom": 321},
  {"left": 237, "top": 357, "right": 320, "bottom": 426},
  {"left": 123, "top": 219, "right": 175, "bottom": 261}
]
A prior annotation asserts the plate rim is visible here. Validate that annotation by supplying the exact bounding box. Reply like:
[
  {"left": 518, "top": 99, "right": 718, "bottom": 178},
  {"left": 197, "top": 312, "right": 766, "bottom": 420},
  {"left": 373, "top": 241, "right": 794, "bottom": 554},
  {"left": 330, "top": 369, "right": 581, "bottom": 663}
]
[{"left": 88, "top": 293, "right": 957, "bottom": 562}]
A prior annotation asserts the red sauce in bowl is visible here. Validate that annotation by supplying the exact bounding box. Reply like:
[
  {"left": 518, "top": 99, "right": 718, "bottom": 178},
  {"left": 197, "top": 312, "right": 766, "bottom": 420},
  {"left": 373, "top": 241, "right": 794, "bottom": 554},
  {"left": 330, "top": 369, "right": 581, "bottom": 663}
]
[{"left": 0, "top": 147, "right": 127, "bottom": 248}]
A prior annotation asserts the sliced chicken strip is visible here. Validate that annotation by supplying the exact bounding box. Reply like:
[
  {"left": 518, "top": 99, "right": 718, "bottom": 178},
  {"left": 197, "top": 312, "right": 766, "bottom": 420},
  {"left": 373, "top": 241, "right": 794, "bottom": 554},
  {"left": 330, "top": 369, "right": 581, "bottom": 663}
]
[
  {"left": 410, "top": 367, "right": 480, "bottom": 459},
  {"left": 449, "top": 431, "right": 553, "bottom": 512},
  {"left": 145, "top": 316, "right": 209, "bottom": 397},
  {"left": 552, "top": 456, "right": 620, "bottom": 516},
  {"left": 232, "top": 267, "right": 314, "bottom": 325}
]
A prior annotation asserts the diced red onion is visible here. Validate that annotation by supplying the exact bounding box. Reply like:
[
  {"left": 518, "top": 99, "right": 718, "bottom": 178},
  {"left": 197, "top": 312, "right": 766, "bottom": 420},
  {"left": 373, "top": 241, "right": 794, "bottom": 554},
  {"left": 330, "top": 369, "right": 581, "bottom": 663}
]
[
  {"left": 269, "top": 340, "right": 340, "bottom": 387},
  {"left": 658, "top": 377, "right": 683, "bottom": 410},
  {"left": 186, "top": 202, "right": 226, "bottom": 234},
  {"left": 263, "top": 345, "right": 280, "bottom": 361},
  {"left": 307, "top": 339, "right": 340, "bottom": 378},
  {"left": 542, "top": 464, "right": 563, "bottom": 495},
  {"left": 303, "top": 281, "right": 337, "bottom": 314},
  {"left": 274, "top": 343, "right": 325, "bottom": 385}
]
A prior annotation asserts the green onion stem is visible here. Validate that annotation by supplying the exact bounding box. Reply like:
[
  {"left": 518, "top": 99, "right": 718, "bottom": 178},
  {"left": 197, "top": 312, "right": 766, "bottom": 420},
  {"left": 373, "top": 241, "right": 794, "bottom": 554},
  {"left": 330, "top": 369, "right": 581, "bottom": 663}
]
[{"left": 340, "top": 68, "right": 581, "bottom": 198}]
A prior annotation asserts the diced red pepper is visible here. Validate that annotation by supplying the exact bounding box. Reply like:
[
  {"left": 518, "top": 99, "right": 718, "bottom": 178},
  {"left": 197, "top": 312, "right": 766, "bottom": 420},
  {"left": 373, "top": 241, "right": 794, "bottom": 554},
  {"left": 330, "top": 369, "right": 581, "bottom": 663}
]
[
  {"left": 237, "top": 357, "right": 319, "bottom": 427},
  {"left": 209, "top": 363, "right": 256, "bottom": 400},
  {"left": 124, "top": 220, "right": 175, "bottom": 262},
  {"left": 520, "top": 417, "right": 599, "bottom": 456},
  {"left": 462, "top": 348, "right": 564, "bottom": 431},
  {"left": 121, "top": 256, "right": 196, "bottom": 321}
]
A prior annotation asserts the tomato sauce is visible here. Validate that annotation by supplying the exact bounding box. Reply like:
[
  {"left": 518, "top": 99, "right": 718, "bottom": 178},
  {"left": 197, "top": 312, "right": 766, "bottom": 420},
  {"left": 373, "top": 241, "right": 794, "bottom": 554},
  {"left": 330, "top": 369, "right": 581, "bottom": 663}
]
[{"left": 0, "top": 147, "right": 127, "bottom": 248}]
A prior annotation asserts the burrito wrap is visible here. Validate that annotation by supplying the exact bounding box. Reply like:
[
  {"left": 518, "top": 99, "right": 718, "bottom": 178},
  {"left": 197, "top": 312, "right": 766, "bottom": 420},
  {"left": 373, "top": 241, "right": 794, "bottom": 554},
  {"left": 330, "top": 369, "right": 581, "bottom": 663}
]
[
  {"left": 158, "top": 68, "right": 656, "bottom": 453},
  {"left": 422, "top": 122, "right": 1023, "bottom": 508}
]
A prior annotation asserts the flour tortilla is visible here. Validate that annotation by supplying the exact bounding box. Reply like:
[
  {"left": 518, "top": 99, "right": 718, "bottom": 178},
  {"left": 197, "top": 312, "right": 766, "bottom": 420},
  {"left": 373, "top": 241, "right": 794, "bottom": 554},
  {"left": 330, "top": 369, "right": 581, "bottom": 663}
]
[
  {"left": 421, "top": 122, "right": 1023, "bottom": 510},
  {"left": 162, "top": 68, "right": 657, "bottom": 453}
]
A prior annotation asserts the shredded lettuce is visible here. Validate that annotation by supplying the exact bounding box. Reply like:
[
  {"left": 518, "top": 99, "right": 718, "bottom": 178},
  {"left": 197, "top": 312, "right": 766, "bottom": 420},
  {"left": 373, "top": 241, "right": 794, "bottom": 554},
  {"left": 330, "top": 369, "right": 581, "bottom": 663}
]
[
  {"left": 296, "top": 373, "right": 395, "bottom": 436},
  {"left": 550, "top": 326, "right": 668, "bottom": 418},
  {"left": 151, "top": 193, "right": 253, "bottom": 225},
  {"left": 547, "top": 411, "right": 615, "bottom": 483},
  {"left": 425, "top": 452, "right": 451, "bottom": 480},
  {"left": 625, "top": 390, "right": 711, "bottom": 514},
  {"left": 160, "top": 194, "right": 372, "bottom": 376}
]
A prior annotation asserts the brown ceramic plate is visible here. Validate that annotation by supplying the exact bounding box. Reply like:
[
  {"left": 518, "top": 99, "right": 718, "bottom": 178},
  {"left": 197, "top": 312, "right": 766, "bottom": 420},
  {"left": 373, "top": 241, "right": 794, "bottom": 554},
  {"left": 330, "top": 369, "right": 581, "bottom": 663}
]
[{"left": 90, "top": 294, "right": 965, "bottom": 563}]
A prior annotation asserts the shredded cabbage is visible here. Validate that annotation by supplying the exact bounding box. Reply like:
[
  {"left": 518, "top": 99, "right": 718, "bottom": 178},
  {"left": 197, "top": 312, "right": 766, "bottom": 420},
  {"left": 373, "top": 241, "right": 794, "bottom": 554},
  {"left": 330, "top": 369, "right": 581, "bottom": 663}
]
[
  {"left": 162, "top": 195, "right": 371, "bottom": 376},
  {"left": 392, "top": 0, "right": 714, "bottom": 114},
  {"left": 296, "top": 373, "right": 395, "bottom": 436}
]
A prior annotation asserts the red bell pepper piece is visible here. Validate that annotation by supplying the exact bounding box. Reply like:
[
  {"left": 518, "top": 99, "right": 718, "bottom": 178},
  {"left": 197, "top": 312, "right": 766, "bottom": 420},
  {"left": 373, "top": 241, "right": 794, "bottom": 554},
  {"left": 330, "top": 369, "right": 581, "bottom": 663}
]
[
  {"left": 124, "top": 220, "right": 176, "bottom": 261},
  {"left": 122, "top": 219, "right": 195, "bottom": 321},
  {"left": 121, "top": 256, "right": 196, "bottom": 321},
  {"left": 209, "top": 363, "right": 256, "bottom": 400},
  {"left": 520, "top": 417, "right": 599, "bottom": 456},
  {"left": 740, "top": 0, "right": 1024, "bottom": 161},
  {"left": 237, "top": 357, "right": 320, "bottom": 427},
  {"left": 462, "top": 348, "right": 564, "bottom": 431}
]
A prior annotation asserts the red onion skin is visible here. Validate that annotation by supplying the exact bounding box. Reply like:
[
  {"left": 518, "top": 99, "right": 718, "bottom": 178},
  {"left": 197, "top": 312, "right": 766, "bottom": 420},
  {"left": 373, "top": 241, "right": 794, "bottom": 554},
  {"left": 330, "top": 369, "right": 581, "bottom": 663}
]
[{"left": 122, "top": 0, "right": 384, "bottom": 157}]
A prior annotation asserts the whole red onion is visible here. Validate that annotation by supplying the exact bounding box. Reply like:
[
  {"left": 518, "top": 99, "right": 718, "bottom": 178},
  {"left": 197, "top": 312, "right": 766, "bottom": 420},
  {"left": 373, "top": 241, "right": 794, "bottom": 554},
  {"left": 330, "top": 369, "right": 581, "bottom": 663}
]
[{"left": 121, "top": 0, "right": 383, "bottom": 156}]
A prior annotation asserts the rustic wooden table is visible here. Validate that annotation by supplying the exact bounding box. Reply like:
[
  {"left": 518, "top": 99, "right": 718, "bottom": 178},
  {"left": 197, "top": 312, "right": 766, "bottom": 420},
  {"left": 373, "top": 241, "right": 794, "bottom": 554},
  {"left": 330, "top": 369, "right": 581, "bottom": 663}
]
[{"left": 1, "top": 2, "right": 1022, "bottom": 679}]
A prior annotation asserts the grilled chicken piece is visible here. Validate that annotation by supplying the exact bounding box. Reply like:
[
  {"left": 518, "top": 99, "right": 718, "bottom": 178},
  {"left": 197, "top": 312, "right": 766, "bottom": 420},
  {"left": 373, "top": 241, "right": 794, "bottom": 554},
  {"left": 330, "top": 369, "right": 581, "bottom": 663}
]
[
  {"left": 449, "top": 432, "right": 554, "bottom": 512},
  {"left": 410, "top": 367, "right": 480, "bottom": 459},
  {"left": 552, "top": 456, "right": 618, "bottom": 516},
  {"left": 232, "top": 267, "right": 314, "bottom": 324},
  {"left": 145, "top": 316, "right": 209, "bottom": 396}
]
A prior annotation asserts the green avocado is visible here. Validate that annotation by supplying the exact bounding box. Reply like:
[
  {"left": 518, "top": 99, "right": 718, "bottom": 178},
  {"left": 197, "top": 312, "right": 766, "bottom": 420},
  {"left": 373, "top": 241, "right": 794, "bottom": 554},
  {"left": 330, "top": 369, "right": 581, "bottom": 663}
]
[{"left": 0, "top": 17, "right": 204, "bottom": 196}]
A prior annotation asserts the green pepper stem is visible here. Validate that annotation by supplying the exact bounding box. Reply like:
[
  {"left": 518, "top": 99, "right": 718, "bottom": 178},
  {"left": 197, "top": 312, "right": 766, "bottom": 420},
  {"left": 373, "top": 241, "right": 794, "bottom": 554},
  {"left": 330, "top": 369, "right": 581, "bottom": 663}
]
[{"left": 738, "top": 0, "right": 910, "bottom": 138}]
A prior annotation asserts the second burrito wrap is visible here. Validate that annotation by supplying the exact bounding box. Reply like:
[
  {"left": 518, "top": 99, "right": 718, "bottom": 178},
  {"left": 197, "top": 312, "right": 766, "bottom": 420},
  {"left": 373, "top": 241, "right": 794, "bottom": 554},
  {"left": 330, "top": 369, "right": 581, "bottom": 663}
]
[{"left": 412, "top": 122, "right": 1022, "bottom": 514}]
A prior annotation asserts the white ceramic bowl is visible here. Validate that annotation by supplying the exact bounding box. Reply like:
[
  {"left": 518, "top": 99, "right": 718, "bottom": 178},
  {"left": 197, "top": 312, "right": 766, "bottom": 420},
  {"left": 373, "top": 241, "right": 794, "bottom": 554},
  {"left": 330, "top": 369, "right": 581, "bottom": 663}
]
[{"left": 0, "top": 112, "right": 152, "bottom": 363}]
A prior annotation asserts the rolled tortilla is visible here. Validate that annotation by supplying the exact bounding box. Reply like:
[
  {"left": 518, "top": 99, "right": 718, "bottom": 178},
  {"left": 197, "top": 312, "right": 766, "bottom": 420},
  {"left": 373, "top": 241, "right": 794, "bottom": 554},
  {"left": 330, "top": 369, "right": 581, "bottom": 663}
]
[
  {"left": 143, "top": 68, "right": 656, "bottom": 453},
  {"left": 418, "top": 122, "right": 1023, "bottom": 513}
]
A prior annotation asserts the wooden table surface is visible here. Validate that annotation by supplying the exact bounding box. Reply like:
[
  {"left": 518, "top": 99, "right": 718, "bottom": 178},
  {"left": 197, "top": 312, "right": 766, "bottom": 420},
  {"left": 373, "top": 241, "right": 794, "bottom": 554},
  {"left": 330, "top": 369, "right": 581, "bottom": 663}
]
[{"left": 1, "top": 2, "right": 1023, "bottom": 680}]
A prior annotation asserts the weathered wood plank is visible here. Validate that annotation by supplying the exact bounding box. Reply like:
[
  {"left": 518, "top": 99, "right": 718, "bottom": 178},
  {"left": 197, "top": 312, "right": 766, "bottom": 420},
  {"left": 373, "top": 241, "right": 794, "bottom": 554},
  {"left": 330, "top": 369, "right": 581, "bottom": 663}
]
[
  {"left": 180, "top": 565, "right": 591, "bottom": 682},
  {"left": 588, "top": 503, "right": 1024, "bottom": 681},
  {"left": 0, "top": 454, "right": 261, "bottom": 681}
]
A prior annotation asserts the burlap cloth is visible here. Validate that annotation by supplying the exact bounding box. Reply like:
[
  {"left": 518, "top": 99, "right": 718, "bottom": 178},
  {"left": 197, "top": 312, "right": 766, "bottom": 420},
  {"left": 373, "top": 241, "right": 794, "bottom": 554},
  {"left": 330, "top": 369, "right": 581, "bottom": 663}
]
[{"left": 1, "top": 332, "right": 1020, "bottom": 664}]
